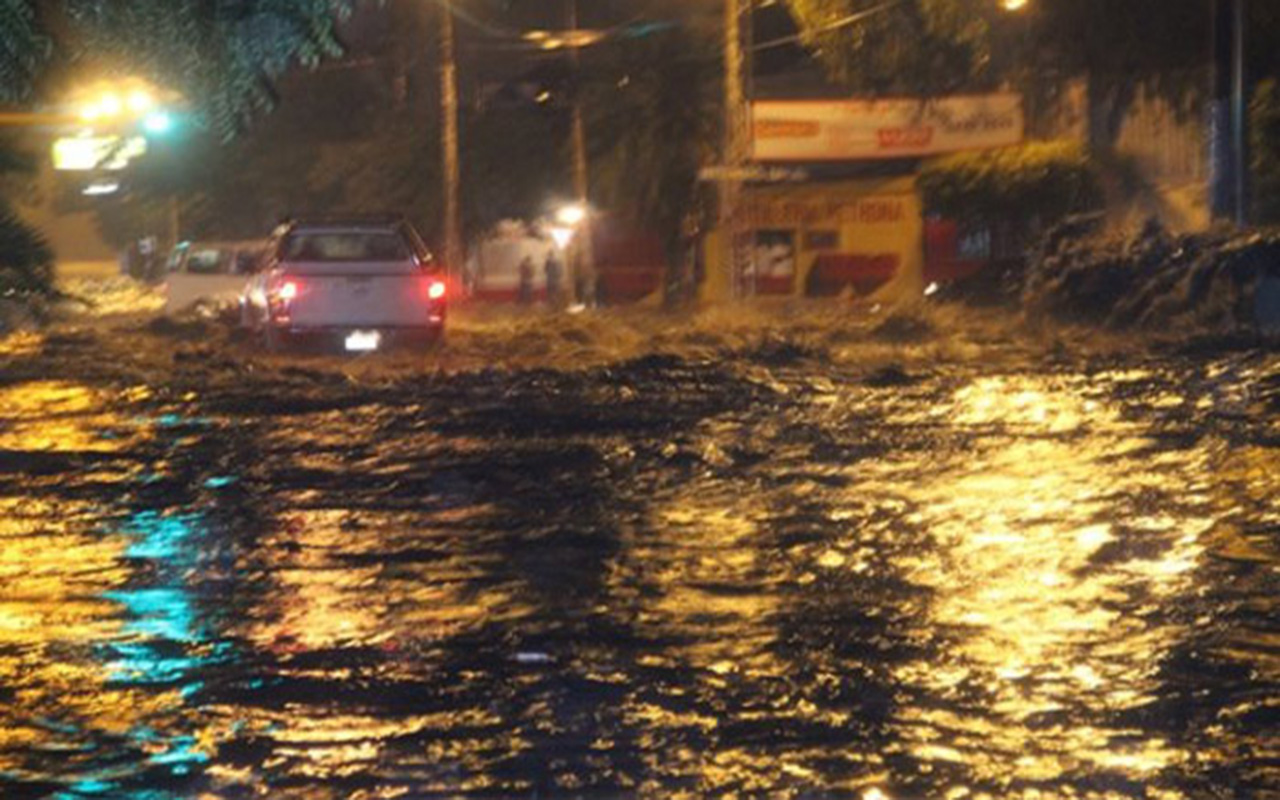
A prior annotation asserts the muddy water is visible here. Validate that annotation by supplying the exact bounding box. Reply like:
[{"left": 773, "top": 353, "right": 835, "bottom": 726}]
[{"left": 1, "top": 331, "right": 1278, "bottom": 798}]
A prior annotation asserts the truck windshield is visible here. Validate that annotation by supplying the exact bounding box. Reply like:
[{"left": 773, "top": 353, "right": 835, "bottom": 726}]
[{"left": 282, "top": 231, "right": 410, "bottom": 263}]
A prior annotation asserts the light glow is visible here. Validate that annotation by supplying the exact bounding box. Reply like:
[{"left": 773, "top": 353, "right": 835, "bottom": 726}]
[
  {"left": 143, "top": 111, "right": 173, "bottom": 135},
  {"left": 127, "top": 90, "right": 155, "bottom": 113},
  {"left": 556, "top": 204, "right": 587, "bottom": 226},
  {"left": 83, "top": 182, "right": 120, "bottom": 196},
  {"left": 427, "top": 281, "right": 447, "bottom": 300},
  {"left": 548, "top": 226, "right": 575, "bottom": 249}
]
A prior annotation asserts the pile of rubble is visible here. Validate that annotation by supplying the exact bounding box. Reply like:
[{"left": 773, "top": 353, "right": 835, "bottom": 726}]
[{"left": 1023, "top": 216, "right": 1280, "bottom": 336}]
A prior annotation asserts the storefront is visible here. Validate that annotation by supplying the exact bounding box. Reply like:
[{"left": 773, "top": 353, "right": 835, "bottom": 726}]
[
  {"left": 702, "top": 175, "right": 924, "bottom": 303},
  {"left": 699, "top": 92, "right": 1024, "bottom": 304}
]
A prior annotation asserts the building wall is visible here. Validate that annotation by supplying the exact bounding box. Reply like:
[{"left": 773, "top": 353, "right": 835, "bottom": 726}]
[{"left": 1031, "top": 77, "right": 1210, "bottom": 231}]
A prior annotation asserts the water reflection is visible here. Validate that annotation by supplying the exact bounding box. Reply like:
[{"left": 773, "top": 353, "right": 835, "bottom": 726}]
[
  {"left": 0, "top": 383, "right": 225, "bottom": 797},
  {"left": 0, "top": 352, "right": 1276, "bottom": 797},
  {"left": 885, "top": 375, "right": 1214, "bottom": 796}
]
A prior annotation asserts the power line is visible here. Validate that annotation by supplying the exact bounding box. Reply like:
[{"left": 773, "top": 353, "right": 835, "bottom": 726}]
[{"left": 752, "top": 0, "right": 904, "bottom": 52}]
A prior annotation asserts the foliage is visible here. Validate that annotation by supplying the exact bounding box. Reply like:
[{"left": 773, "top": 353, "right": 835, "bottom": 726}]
[
  {"left": 918, "top": 140, "right": 1102, "bottom": 226},
  {"left": 782, "top": 0, "right": 1001, "bottom": 95},
  {"left": 0, "top": 206, "right": 54, "bottom": 297},
  {"left": 582, "top": 29, "right": 719, "bottom": 254},
  {"left": 2, "top": 0, "right": 356, "bottom": 136},
  {"left": 0, "top": 0, "right": 49, "bottom": 98},
  {"left": 463, "top": 105, "right": 569, "bottom": 239},
  {"left": 0, "top": 143, "right": 52, "bottom": 298},
  {"left": 1251, "top": 80, "right": 1280, "bottom": 225},
  {"left": 783, "top": 0, "right": 1280, "bottom": 147}
]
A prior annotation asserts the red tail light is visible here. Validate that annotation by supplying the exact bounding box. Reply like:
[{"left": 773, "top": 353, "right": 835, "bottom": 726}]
[
  {"left": 427, "top": 280, "right": 446, "bottom": 300},
  {"left": 268, "top": 278, "right": 300, "bottom": 321}
]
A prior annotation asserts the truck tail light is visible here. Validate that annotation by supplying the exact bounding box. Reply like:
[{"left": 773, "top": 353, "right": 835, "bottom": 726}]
[
  {"left": 269, "top": 278, "right": 300, "bottom": 321},
  {"left": 427, "top": 280, "right": 446, "bottom": 300}
]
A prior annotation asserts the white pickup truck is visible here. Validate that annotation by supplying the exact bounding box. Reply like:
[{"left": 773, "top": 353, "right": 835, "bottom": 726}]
[{"left": 241, "top": 219, "right": 448, "bottom": 352}]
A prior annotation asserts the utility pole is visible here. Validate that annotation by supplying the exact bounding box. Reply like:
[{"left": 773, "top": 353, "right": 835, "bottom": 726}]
[
  {"left": 1211, "top": 0, "right": 1249, "bottom": 225},
  {"left": 168, "top": 196, "right": 180, "bottom": 251},
  {"left": 440, "top": 0, "right": 463, "bottom": 277},
  {"left": 721, "top": 0, "right": 751, "bottom": 299},
  {"left": 1232, "top": 0, "right": 1249, "bottom": 226},
  {"left": 568, "top": 0, "right": 596, "bottom": 305}
]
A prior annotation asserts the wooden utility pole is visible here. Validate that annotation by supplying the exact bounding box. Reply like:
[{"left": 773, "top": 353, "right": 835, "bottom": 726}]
[
  {"left": 569, "top": 0, "right": 596, "bottom": 305},
  {"left": 721, "top": 0, "right": 751, "bottom": 299},
  {"left": 440, "top": 0, "right": 463, "bottom": 276}
]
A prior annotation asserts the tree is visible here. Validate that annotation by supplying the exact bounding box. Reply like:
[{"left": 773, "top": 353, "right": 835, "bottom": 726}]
[
  {"left": 0, "top": 142, "right": 53, "bottom": 300},
  {"left": 1, "top": 0, "right": 359, "bottom": 304},
  {"left": 781, "top": 0, "right": 1001, "bottom": 96},
  {"left": 4, "top": 0, "right": 356, "bottom": 135},
  {"left": 582, "top": 29, "right": 719, "bottom": 257},
  {"left": 782, "top": 0, "right": 1280, "bottom": 149}
]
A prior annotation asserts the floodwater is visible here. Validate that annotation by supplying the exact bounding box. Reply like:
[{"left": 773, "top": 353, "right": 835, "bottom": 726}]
[{"left": 1, "top": 324, "right": 1277, "bottom": 799}]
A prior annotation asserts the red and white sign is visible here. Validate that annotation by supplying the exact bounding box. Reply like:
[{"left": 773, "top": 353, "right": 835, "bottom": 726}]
[{"left": 752, "top": 94, "right": 1024, "bottom": 162}]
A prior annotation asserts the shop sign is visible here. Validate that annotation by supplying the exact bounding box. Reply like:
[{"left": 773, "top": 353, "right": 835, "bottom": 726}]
[{"left": 753, "top": 94, "right": 1024, "bottom": 161}]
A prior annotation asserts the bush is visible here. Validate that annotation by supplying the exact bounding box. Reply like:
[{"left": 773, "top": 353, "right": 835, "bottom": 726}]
[
  {"left": 1023, "top": 216, "right": 1280, "bottom": 332},
  {"left": 919, "top": 140, "right": 1104, "bottom": 227},
  {"left": 0, "top": 207, "right": 53, "bottom": 296}
]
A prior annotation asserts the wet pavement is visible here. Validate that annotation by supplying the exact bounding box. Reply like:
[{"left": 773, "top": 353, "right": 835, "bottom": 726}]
[{"left": 1, "top": 319, "right": 1278, "bottom": 799}]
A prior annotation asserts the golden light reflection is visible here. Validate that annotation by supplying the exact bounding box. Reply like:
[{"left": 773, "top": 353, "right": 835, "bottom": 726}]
[
  {"left": 0, "top": 331, "right": 42, "bottom": 357},
  {"left": 0, "top": 381, "right": 140, "bottom": 453},
  {"left": 0, "top": 387, "right": 219, "bottom": 787},
  {"left": 887, "top": 375, "right": 1212, "bottom": 791},
  {"left": 0, "top": 495, "right": 190, "bottom": 776},
  {"left": 240, "top": 508, "right": 511, "bottom": 652},
  {"left": 613, "top": 494, "right": 817, "bottom": 794}
]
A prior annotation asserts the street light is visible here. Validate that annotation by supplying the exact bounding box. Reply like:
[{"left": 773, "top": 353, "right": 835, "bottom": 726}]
[
  {"left": 556, "top": 204, "right": 587, "bottom": 226},
  {"left": 127, "top": 89, "right": 155, "bottom": 113},
  {"left": 143, "top": 111, "right": 174, "bottom": 135},
  {"left": 1001, "top": 0, "right": 1028, "bottom": 10}
]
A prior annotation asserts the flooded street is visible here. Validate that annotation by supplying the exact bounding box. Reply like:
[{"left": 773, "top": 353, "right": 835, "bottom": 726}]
[{"left": 1, "top": 318, "right": 1277, "bottom": 799}]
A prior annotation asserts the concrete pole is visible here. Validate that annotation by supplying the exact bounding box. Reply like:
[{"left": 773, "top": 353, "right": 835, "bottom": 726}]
[
  {"left": 569, "top": 0, "right": 596, "bottom": 305},
  {"left": 1232, "top": 0, "right": 1249, "bottom": 225},
  {"left": 440, "top": 0, "right": 463, "bottom": 277},
  {"left": 1211, "top": 0, "right": 1249, "bottom": 225}
]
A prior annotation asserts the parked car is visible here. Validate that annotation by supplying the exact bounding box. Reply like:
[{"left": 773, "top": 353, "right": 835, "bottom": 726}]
[
  {"left": 240, "top": 218, "right": 447, "bottom": 352},
  {"left": 163, "top": 240, "right": 267, "bottom": 314}
]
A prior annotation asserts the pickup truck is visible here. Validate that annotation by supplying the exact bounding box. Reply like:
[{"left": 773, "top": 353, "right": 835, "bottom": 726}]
[{"left": 241, "top": 219, "right": 447, "bottom": 352}]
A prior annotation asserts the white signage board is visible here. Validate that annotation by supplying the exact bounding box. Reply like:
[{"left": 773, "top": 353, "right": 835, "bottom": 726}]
[
  {"left": 752, "top": 94, "right": 1024, "bottom": 162},
  {"left": 52, "top": 135, "right": 147, "bottom": 171}
]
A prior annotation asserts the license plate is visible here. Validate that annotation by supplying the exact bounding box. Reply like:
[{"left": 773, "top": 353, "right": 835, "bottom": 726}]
[{"left": 344, "top": 331, "right": 381, "bottom": 352}]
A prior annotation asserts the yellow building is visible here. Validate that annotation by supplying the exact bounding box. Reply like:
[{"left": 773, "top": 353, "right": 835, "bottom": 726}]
[{"left": 702, "top": 175, "right": 924, "bottom": 304}]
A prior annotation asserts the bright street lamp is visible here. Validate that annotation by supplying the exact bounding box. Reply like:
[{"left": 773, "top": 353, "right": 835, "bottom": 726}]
[
  {"left": 1001, "top": 0, "right": 1028, "bottom": 9},
  {"left": 143, "top": 111, "right": 174, "bottom": 135},
  {"left": 127, "top": 89, "right": 155, "bottom": 113},
  {"left": 556, "top": 204, "right": 587, "bottom": 226}
]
